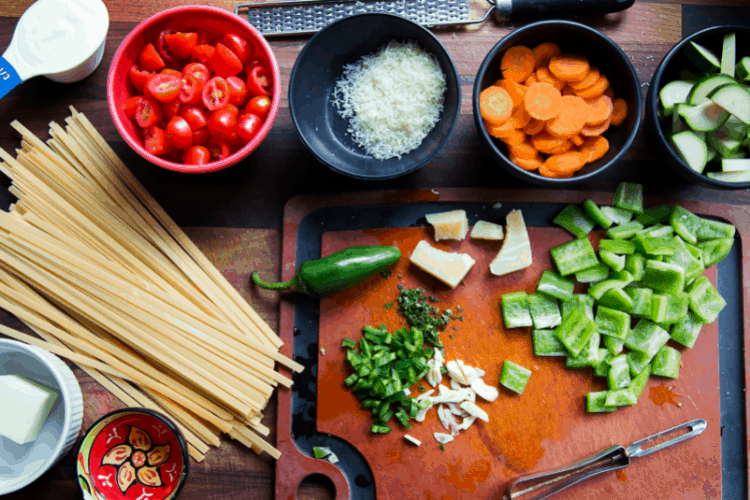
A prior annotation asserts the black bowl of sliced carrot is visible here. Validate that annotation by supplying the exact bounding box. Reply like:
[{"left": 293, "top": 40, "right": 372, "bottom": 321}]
[{"left": 473, "top": 20, "right": 642, "bottom": 185}]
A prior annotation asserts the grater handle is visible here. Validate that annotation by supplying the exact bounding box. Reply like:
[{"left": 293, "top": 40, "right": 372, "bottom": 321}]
[{"left": 508, "top": 0, "right": 635, "bottom": 18}]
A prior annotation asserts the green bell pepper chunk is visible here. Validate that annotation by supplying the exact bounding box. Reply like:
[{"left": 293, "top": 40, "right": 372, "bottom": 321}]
[
  {"left": 636, "top": 204, "right": 673, "bottom": 225},
  {"left": 527, "top": 293, "right": 562, "bottom": 329},
  {"left": 553, "top": 205, "right": 596, "bottom": 238},
  {"left": 553, "top": 307, "right": 597, "bottom": 357},
  {"left": 624, "top": 286, "right": 654, "bottom": 317},
  {"left": 696, "top": 217, "right": 735, "bottom": 241},
  {"left": 628, "top": 365, "right": 651, "bottom": 399},
  {"left": 587, "top": 390, "right": 618, "bottom": 412},
  {"left": 613, "top": 182, "right": 644, "bottom": 214},
  {"left": 537, "top": 270, "right": 574, "bottom": 302},
  {"left": 651, "top": 346, "right": 681, "bottom": 378},
  {"left": 625, "top": 319, "right": 671, "bottom": 358},
  {"left": 607, "top": 354, "right": 632, "bottom": 390},
  {"left": 502, "top": 292, "right": 533, "bottom": 328},
  {"left": 599, "top": 239, "right": 636, "bottom": 255},
  {"left": 641, "top": 260, "right": 685, "bottom": 295},
  {"left": 685, "top": 276, "right": 727, "bottom": 323},
  {"left": 650, "top": 292, "right": 689, "bottom": 324},
  {"left": 594, "top": 350, "right": 614, "bottom": 377},
  {"left": 670, "top": 311, "right": 703, "bottom": 349},
  {"left": 566, "top": 332, "right": 601, "bottom": 368},
  {"left": 636, "top": 224, "right": 674, "bottom": 239},
  {"left": 533, "top": 329, "right": 568, "bottom": 356},
  {"left": 588, "top": 272, "right": 633, "bottom": 300},
  {"left": 696, "top": 238, "right": 734, "bottom": 267},
  {"left": 607, "top": 221, "right": 644, "bottom": 240},
  {"left": 600, "top": 250, "right": 626, "bottom": 272},
  {"left": 595, "top": 305, "right": 631, "bottom": 340},
  {"left": 598, "top": 287, "right": 635, "bottom": 312},
  {"left": 664, "top": 236, "right": 705, "bottom": 282},
  {"left": 670, "top": 205, "right": 702, "bottom": 244},
  {"left": 627, "top": 350, "right": 654, "bottom": 377},
  {"left": 632, "top": 234, "right": 677, "bottom": 256},
  {"left": 550, "top": 238, "right": 599, "bottom": 276},
  {"left": 575, "top": 263, "right": 610, "bottom": 283},
  {"left": 601, "top": 206, "right": 634, "bottom": 225},
  {"left": 583, "top": 200, "right": 613, "bottom": 229},
  {"left": 561, "top": 294, "right": 595, "bottom": 321},
  {"left": 603, "top": 335, "right": 625, "bottom": 355},
  {"left": 500, "top": 360, "right": 532, "bottom": 394},
  {"left": 605, "top": 388, "right": 638, "bottom": 407},
  {"left": 624, "top": 253, "right": 646, "bottom": 281}
]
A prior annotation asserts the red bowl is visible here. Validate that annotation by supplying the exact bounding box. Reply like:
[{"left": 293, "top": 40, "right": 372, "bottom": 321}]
[{"left": 108, "top": 5, "right": 280, "bottom": 174}]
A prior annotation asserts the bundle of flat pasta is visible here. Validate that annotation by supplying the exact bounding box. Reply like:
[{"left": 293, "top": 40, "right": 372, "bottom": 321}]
[{"left": 0, "top": 107, "right": 302, "bottom": 461}]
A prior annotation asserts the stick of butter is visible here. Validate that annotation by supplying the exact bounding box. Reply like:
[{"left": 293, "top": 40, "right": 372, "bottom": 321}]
[{"left": 0, "top": 374, "right": 58, "bottom": 444}]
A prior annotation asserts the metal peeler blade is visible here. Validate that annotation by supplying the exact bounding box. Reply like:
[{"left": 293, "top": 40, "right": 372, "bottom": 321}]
[{"left": 503, "top": 419, "right": 707, "bottom": 500}]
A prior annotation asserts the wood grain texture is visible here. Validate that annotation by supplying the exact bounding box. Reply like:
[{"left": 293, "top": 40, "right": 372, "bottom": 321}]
[{"left": 3, "top": 227, "right": 282, "bottom": 500}]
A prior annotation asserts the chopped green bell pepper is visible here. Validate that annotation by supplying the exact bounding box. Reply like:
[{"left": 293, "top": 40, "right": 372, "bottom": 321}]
[
  {"left": 554, "top": 205, "right": 596, "bottom": 238},
  {"left": 627, "top": 349, "right": 654, "bottom": 377},
  {"left": 628, "top": 365, "right": 651, "bottom": 399},
  {"left": 624, "top": 286, "right": 653, "bottom": 317},
  {"left": 607, "top": 221, "right": 644, "bottom": 240},
  {"left": 595, "top": 306, "right": 631, "bottom": 340},
  {"left": 696, "top": 238, "right": 733, "bottom": 267},
  {"left": 537, "top": 270, "right": 574, "bottom": 302},
  {"left": 651, "top": 346, "right": 681, "bottom": 378},
  {"left": 533, "top": 329, "right": 567, "bottom": 356},
  {"left": 670, "top": 311, "right": 703, "bottom": 348},
  {"left": 587, "top": 390, "right": 617, "bottom": 412},
  {"left": 561, "top": 294, "right": 595, "bottom": 321},
  {"left": 550, "top": 238, "right": 599, "bottom": 276},
  {"left": 583, "top": 200, "right": 613, "bottom": 229},
  {"left": 553, "top": 307, "right": 597, "bottom": 357},
  {"left": 624, "top": 253, "right": 646, "bottom": 281},
  {"left": 502, "top": 292, "right": 533, "bottom": 328},
  {"left": 598, "top": 287, "right": 635, "bottom": 311},
  {"left": 600, "top": 249, "right": 626, "bottom": 272},
  {"left": 613, "top": 182, "right": 644, "bottom": 214},
  {"left": 527, "top": 293, "right": 562, "bottom": 329},
  {"left": 605, "top": 388, "right": 638, "bottom": 407},
  {"left": 641, "top": 260, "right": 685, "bottom": 295},
  {"left": 500, "top": 360, "right": 532, "bottom": 394},
  {"left": 651, "top": 292, "right": 689, "bottom": 324},
  {"left": 601, "top": 206, "right": 634, "bottom": 225},
  {"left": 594, "top": 350, "right": 614, "bottom": 377},
  {"left": 599, "top": 239, "right": 636, "bottom": 255},
  {"left": 625, "top": 319, "right": 671, "bottom": 358},
  {"left": 636, "top": 204, "right": 672, "bottom": 225},
  {"left": 685, "top": 276, "right": 726, "bottom": 323},
  {"left": 603, "top": 335, "right": 625, "bottom": 355},
  {"left": 664, "top": 236, "right": 705, "bottom": 281},
  {"left": 575, "top": 263, "right": 610, "bottom": 283},
  {"left": 608, "top": 354, "right": 632, "bottom": 389}
]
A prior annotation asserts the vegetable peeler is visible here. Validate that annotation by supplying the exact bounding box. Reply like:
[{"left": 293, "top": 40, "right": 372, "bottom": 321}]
[
  {"left": 503, "top": 418, "right": 707, "bottom": 500},
  {"left": 234, "top": 0, "right": 635, "bottom": 37}
]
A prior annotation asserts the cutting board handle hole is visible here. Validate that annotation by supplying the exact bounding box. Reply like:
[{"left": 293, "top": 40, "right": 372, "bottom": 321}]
[{"left": 297, "top": 473, "right": 336, "bottom": 500}]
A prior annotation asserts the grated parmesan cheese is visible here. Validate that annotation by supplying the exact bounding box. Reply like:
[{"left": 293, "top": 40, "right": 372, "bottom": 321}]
[{"left": 332, "top": 40, "right": 447, "bottom": 160}]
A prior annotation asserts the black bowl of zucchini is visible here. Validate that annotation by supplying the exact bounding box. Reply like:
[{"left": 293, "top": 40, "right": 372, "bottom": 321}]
[{"left": 647, "top": 25, "right": 750, "bottom": 189}]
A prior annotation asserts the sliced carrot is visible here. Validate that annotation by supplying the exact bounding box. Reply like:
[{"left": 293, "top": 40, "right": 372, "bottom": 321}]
[
  {"left": 501, "top": 46, "right": 535, "bottom": 82},
  {"left": 480, "top": 86, "right": 514, "bottom": 124},
  {"left": 570, "top": 66, "right": 600, "bottom": 91},
  {"left": 531, "top": 131, "right": 567, "bottom": 154},
  {"left": 508, "top": 141, "right": 538, "bottom": 160},
  {"left": 581, "top": 116, "right": 611, "bottom": 137},
  {"left": 532, "top": 42, "right": 561, "bottom": 68},
  {"left": 536, "top": 67, "right": 564, "bottom": 90},
  {"left": 574, "top": 75, "right": 610, "bottom": 99},
  {"left": 544, "top": 151, "right": 587, "bottom": 175},
  {"left": 500, "top": 130, "right": 527, "bottom": 145},
  {"left": 561, "top": 86, "right": 575, "bottom": 97},
  {"left": 511, "top": 152, "right": 544, "bottom": 171},
  {"left": 611, "top": 98, "right": 628, "bottom": 126},
  {"left": 579, "top": 136, "right": 609, "bottom": 163},
  {"left": 545, "top": 95, "right": 592, "bottom": 139},
  {"left": 522, "top": 118, "right": 546, "bottom": 136},
  {"left": 507, "top": 106, "right": 532, "bottom": 129},
  {"left": 604, "top": 87, "right": 615, "bottom": 99},
  {"left": 572, "top": 134, "right": 584, "bottom": 147},
  {"left": 539, "top": 163, "right": 573, "bottom": 178},
  {"left": 495, "top": 79, "right": 528, "bottom": 108},
  {"left": 586, "top": 94, "right": 613, "bottom": 126},
  {"left": 486, "top": 119, "right": 519, "bottom": 139},
  {"left": 523, "top": 82, "right": 563, "bottom": 121},
  {"left": 524, "top": 73, "right": 539, "bottom": 87},
  {"left": 547, "top": 140, "right": 573, "bottom": 155},
  {"left": 549, "top": 54, "right": 590, "bottom": 82}
]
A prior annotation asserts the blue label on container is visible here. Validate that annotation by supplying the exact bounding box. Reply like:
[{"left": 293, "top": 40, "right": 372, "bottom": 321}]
[{"left": 0, "top": 58, "right": 22, "bottom": 99}]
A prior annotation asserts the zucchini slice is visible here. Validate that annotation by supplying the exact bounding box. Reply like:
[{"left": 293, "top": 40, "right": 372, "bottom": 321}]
[
  {"left": 670, "top": 131, "right": 708, "bottom": 173},
  {"left": 708, "top": 83, "right": 750, "bottom": 124},
  {"left": 684, "top": 41, "right": 720, "bottom": 74}
]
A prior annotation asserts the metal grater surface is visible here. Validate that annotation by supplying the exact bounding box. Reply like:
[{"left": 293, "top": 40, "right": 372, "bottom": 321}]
[{"left": 235, "top": 0, "right": 473, "bottom": 37}]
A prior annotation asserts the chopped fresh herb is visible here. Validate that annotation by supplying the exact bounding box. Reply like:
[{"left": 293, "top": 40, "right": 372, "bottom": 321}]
[
  {"left": 429, "top": 295, "right": 439, "bottom": 303},
  {"left": 452, "top": 326, "right": 458, "bottom": 331},
  {"left": 440, "top": 444, "right": 445, "bottom": 450},
  {"left": 440, "top": 366, "right": 447, "bottom": 374},
  {"left": 397, "top": 284, "right": 404, "bottom": 290},
  {"left": 419, "top": 384, "right": 425, "bottom": 392},
  {"left": 457, "top": 306, "right": 464, "bottom": 313},
  {"left": 457, "top": 316, "right": 464, "bottom": 321},
  {"left": 320, "top": 348, "right": 326, "bottom": 356},
  {"left": 449, "top": 334, "right": 455, "bottom": 339},
  {"left": 397, "top": 287, "right": 456, "bottom": 345},
  {"left": 384, "top": 302, "right": 394, "bottom": 310},
  {"left": 381, "top": 270, "right": 393, "bottom": 278},
  {"left": 398, "top": 274, "right": 403, "bottom": 278}
]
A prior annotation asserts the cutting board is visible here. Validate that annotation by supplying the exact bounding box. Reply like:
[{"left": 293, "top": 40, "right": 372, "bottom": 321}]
[{"left": 276, "top": 189, "right": 750, "bottom": 500}]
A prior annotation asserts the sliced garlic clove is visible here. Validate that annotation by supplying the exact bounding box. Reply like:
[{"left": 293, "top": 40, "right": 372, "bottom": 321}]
[
  {"left": 471, "top": 378, "right": 499, "bottom": 402},
  {"left": 460, "top": 401, "right": 489, "bottom": 422},
  {"left": 434, "top": 432, "right": 454, "bottom": 444}
]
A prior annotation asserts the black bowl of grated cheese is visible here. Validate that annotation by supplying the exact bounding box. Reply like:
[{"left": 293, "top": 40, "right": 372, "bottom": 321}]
[{"left": 289, "top": 13, "right": 461, "bottom": 180}]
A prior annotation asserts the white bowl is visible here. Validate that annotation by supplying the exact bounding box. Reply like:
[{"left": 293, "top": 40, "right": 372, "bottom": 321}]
[{"left": 0, "top": 339, "right": 84, "bottom": 495}]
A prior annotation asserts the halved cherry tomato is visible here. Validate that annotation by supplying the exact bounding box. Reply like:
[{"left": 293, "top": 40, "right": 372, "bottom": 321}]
[
  {"left": 138, "top": 43, "right": 165, "bottom": 71},
  {"left": 136, "top": 98, "right": 163, "bottom": 128},
  {"left": 165, "top": 32, "right": 198, "bottom": 59},
  {"left": 184, "top": 145, "right": 211, "bottom": 165},
  {"left": 222, "top": 33, "right": 251, "bottom": 62},
  {"left": 123, "top": 96, "right": 145, "bottom": 119},
  {"left": 182, "top": 63, "right": 210, "bottom": 84},
  {"left": 160, "top": 68, "right": 182, "bottom": 78},
  {"left": 236, "top": 113, "right": 262, "bottom": 142},
  {"left": 178, "top": 74, "right": 204, "bottom": 105},
  {"left": 208, "top": 108, "right": 237, "bottom": 140},
  {"left": 147, "top": 74, "right": 182, "bottom": 103},
  {"left": 181, "top": 107, "right": 208, "bottom": 130},
  {"left": 246, "top": 65, "right": 271, "bottom": 96},
  {"left": 227, "top": 76, "right": 249, "bottom": 106},
  {"left": 245, "top": 95, "right": 271, "bottom": 118},
  {"left": 211, "top": 43, "right": 243, "bottom": 77},
  {"left": 144, "top": 126, "right": 171, "bottom": 156},
  {"left": 164, "top": 99, "right": 183, "bottom": 120},
  {"left": 157, "top": 29, "right": 177, "bottom": 62},
  {"left": 129, "top": 65, "right": 156, "bottom": 92},
  {"left": 192, "top": 126, "right": 209, "bottom": 145},
  {"left": 202, "top": 77, "right": 229, "bottom": 111},
  {"left": 207, "top": 140, "right": 231, "bottom": 161},
  {"left": 166, "top": 116, "right": 193, "bottom": 149},
  {"left": 191, "top": 44, "right": 216, "bottom": 65}
]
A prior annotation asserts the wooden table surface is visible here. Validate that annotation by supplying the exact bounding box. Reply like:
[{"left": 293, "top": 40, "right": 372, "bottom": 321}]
[{"left": 0, "top": 0, "right": 748, "bottom": 499}]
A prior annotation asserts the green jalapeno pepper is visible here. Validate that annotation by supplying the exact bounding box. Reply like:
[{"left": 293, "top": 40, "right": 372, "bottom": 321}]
[{"left": 251, "top": 245, "right": 401, "bottom": 297}]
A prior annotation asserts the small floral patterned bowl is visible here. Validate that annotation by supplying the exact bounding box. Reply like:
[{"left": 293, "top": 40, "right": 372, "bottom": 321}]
[{"left": 76, "top": 409, "right": 189, "bottom": 500}]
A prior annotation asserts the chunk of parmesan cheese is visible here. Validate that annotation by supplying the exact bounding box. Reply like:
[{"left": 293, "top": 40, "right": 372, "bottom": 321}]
[
  {"left": 426, "top": 210, "right": 469, "bottom": 241},
  {"left": 490, "top": 210, "right": 532, "bottom": 276},
  {"left": 470, "top": 220, "right": 504, "bottom": 240},
  {"left": 410, "top": 240, "right": 475, "bottom": 288},
  {"left": 332, "top": 40, "right": 447, "bottom": 160}
]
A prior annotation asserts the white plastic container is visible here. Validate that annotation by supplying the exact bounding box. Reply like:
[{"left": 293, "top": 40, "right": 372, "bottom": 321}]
[
  {"left": 0, "top": 0, "right": 109, "bottom": 98},
  {"left": 0, "top": 339, "right": 84, "bottom": 495}
]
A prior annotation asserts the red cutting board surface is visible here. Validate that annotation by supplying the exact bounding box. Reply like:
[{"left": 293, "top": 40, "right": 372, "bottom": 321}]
[{"left": 316, "top": 226, "right": 720, "bottom": 500}]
